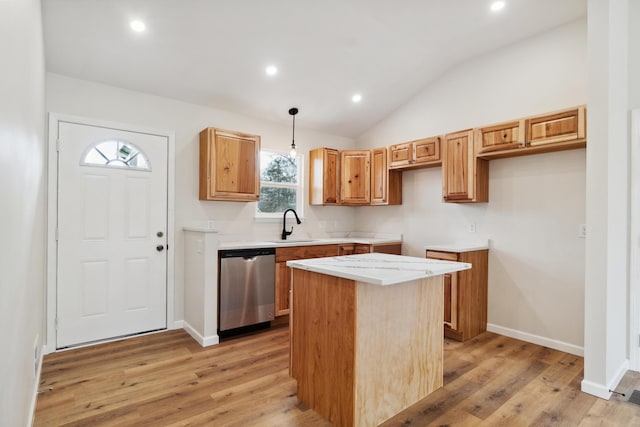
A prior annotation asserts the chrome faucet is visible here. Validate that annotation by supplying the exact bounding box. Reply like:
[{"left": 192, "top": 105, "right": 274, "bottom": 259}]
[{"left": 281, "top": 209, "right": 302, "bottom": 240}]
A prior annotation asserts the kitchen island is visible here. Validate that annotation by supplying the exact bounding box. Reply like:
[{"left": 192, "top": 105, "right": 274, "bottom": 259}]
[{"left": 287, "top": 253, "right": 471, "bottom": 427}]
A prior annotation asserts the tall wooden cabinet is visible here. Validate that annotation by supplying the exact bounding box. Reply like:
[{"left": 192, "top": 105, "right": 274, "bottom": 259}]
[
  {"left": 371, "top": 147, "right": 402, "bottom": 205},
  {"left": 340, "top": 150, "right": 371, "bottom": 205},
  {"left": 426, "top": 248, "right": 488, "bottom": 341},
  {"left": 442, "top": 130, "right": 488, "bottom": 203},
  {"left": 309, "top": 148, "right": 340, "bottom": 205},
  {"left": 199, "top": 127, "right": 260, "bottom": 201}
]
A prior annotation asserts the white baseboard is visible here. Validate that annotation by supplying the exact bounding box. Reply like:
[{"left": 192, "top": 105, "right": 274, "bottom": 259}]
[
  {"left": 172, "top": 320, "right": 184, "bottom": 329},
  {"left": 486, "top": 323, "right": 584, "bottom": 356},
  {"left": 183, "top": 321, "right": 219, "bottom": 347},
  {"left": 581, "top": 380, "right": 612, "bottom": 400},
  {"left": 581, "top": 359, "right": 630, "bottom": 399},
  {"left": 27, "top": 345, "right": 44, "bottom": 427}
]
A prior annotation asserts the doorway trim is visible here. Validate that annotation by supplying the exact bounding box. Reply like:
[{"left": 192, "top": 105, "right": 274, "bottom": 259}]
[{"left": 45, "top": 113, "right": 176, "bottom": 354}]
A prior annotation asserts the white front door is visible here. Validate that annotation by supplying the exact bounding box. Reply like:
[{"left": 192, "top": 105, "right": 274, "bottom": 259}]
[{"left": 56, "top": 121, "right": 168, "bottom": 348}]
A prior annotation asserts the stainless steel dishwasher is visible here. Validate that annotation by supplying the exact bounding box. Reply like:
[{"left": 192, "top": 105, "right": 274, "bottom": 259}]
[{"left": 218, "top": 248, "right": 275, "bottom": 335}]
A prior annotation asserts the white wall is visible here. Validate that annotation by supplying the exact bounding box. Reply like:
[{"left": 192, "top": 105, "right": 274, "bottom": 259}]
[
  {"left": 0, "top": 0, "right": 46, "bottom": 425},
  {"left": 356, "top": 20, "right": 587, "bottom": 351},
  {"left": 46, "top": 73, "right": 356, "bottom": 322},
  {"left": 582, "top": 0, "right": 630, "bottom": 399}
]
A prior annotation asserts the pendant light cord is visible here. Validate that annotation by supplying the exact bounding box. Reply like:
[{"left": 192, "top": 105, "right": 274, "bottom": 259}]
[{"left": 289, "top": 107, "right": 298, "bottom": 151}]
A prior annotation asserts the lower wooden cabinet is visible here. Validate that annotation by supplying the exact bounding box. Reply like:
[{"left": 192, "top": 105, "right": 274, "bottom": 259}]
[
  {"left": 275, "top": 242, "right": 402, "bottom": 316},
  {"left": 426, "top": 249, "right": 488, "bottom": 341},
  {"left": 275, "top": 244, "right": 340, "bottom": 316}
]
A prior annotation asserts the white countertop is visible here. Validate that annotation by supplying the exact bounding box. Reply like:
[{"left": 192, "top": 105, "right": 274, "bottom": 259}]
[
  {"left": 424, "top": 240, "right": 490, "bottom": 253},
  {"left": 217, "top": 236, "right": 401, "bottom": 249},
  {"left": 287, "top": 253, "right": 470, "bottom": 286}
]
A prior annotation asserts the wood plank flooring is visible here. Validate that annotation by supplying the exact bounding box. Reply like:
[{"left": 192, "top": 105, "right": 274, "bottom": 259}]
[{"left": 35, "top": 323, "right": 640, "bottom": 426}]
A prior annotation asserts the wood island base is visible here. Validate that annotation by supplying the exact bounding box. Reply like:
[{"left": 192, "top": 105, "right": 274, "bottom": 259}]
[{"left": 290, "top": 268, "right": 444, "bottom": 427}]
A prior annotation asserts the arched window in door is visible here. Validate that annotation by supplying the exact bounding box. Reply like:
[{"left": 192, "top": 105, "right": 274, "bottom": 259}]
[{"left": 81, "top": 140, "right": 151, "bottom": 171}]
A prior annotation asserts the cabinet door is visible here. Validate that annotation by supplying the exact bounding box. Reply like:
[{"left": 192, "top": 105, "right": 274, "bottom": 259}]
[
  {"left": 372, "top": 243, "right": 401, "bottom": 255},
  {"left": 354, "top": 244, "right": 372, "bottom": 254},
  {"left": 443, "top": 130, "right": 473, "bottom": 201},
  {"left": 526, "top": 106, "right": 586, "bottom": 147},
  {"left": 309, "top": 148, "right": 340, "bottom": 205},
  {"left": 443, "top": 273, "right": 458, "bottom": 331},
  {"left": 476, "top": 120, "right": 525, "bottom": 155},
  {"left": 275, "top": 261, "right": 290, "bottom": 316},
  {"left": 413, "top": 137, "right": 440, "bottom": 165},
  {"left": 388, "top": 142, "right": 412, "bottom": 168},
  {"left": 443, "top": 130, "right": 488, "bottom": 203},
  {"left": 199, "top": 128, "right": 260, "bottom": 201},
  {"left": 370, "top": 147, "right": 389, "bottom": 206},
  {"left": 340, "top": 150, "right": 371, "bottom": 205},
  {"left": 339, "top": 244, "right": 355, "bottom": 255}
]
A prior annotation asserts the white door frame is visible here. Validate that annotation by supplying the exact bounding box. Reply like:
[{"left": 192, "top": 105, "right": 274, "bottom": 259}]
[
  {"left": 631, "top": 109, "right": 640, "bottom": 371},
  {"left": 631, "top": 108, "right": 640, "bottom": 371},
  {"left": 45, "top": 113, "right": 176, "bottom": 354}
]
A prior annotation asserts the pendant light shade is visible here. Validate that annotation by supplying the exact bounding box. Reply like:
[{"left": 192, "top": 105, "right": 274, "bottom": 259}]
[{"left": 289, "top": 107, "right": 298, "bottom": 157}]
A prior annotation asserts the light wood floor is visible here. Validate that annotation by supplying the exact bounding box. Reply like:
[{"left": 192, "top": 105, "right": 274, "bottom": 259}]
[{"left": 35, "top": 323, "right": 640, "bottom": 426}]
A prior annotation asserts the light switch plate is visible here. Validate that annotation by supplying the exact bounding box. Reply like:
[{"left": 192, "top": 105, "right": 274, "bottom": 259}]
[{"left": 579, "top": 224, "right": 587, "bottom": 238}]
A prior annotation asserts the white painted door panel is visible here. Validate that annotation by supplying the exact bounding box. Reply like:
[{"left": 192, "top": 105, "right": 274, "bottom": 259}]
[{"left": 57, "top": 121, "right": 168, "bottom": 348}]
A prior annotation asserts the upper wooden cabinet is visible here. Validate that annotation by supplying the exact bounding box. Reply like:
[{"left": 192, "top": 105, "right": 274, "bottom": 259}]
[
  {"left": 371, "top": 147, "right": 402, "bottom": 206},
  {"left": 199, "top": 127, "right": 260, "bottom": 202},
  {"left": 442, "top": 130, "right": 488, "bottom": 203},
  {"left": 340, "top": 150, "right": 371, "bottom": 205},
  {"left": 389, "top": 136, "right": 441, "bottom": 170},
  {"left": 475, "top": 120, "right": 525, "bottom": 155},
  {"left": 476, "top": 106, "right": 586, "bottom": 160},
  {"left": 309, "top": 148, "right": 340, "bottom": 205},
  {"left": 527, "top": 105, "right": 586, "bottom": 147}
]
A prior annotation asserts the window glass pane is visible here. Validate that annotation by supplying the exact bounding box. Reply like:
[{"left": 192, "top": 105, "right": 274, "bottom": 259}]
[
  {"left": 81, "top": 140, "right": 151, "bottom": 171},
  {"left": 257, "top": 186, "right": 297, "bottom": 213},
  {"left": 260, "top": 151, "right": 297, "bottom": 184}
]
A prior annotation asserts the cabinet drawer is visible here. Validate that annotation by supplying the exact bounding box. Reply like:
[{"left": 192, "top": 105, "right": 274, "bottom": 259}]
[
  {"left": 414, "top": 137, "right": 440, "bottom": 164},
  {"left": 389, "top": 143, "right": 411, "bottom": 167},
  {"left": 476, "top": 120, "right": 524, "bottom": 154},
  {"left": 276, "top": 244, "right": 341, "bottom": 262},
  {"left": 426, "top": 250, "right": 458, "bottom": 262},
  {"left": 526, "top": 106, "right": 586, "bottom": 146}
]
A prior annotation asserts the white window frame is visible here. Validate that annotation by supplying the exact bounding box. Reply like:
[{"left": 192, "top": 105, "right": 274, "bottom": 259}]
[{"left": 255, "top": 150, "right": 304, "bottom": 220}]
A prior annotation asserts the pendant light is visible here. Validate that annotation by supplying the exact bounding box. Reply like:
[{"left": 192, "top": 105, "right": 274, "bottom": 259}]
[{"left": 289, "top": 107, "right": 298, "bottom": 157}]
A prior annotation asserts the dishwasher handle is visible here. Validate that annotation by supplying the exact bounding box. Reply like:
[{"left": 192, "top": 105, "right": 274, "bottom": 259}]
[{"left": 219, "top": 247, "right": 276, "bottom": 258}]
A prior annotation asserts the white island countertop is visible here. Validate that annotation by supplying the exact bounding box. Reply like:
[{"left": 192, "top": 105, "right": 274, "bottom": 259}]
[{"left": 287, "top": 252, "right": 470, "bottom": 286}]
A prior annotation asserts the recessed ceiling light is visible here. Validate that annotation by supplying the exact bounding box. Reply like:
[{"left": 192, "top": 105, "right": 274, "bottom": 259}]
[
  {"left": 352, "top": 94, "right": 362, "bottom": 103},
  {"left": 130, "top": 20, "right": 146, "bottom": 32},
  {"left": 265, "top": 65, "right": 278, "bottom": 76},
  {"left": 490, "top": 1, "right": 506, "bottom": 12}
]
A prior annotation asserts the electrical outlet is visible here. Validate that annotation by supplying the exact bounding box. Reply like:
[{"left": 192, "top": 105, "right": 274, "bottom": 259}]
[
  {"left": 468, "top": 223, "right": 476, "bottom": 233},
  {"left": 579, "top": 224, "right": 587, "bottom": 238}
]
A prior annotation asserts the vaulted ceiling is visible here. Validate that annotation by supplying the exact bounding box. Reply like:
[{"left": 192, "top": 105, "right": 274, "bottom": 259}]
[{"left": 42, "top": 0, "right": 587, "bottom": 137}]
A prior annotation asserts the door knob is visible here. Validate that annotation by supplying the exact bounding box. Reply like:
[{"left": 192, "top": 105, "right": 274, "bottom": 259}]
[
  {"left": 156, "top": 245, "right": 165, "bottom": 252},
  {"left": 157, "top": 231, "right": 164, "bottom": 237}
]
